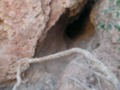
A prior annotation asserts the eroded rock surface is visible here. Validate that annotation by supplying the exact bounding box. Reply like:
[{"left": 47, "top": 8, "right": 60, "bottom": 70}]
[
  {"left": 0, "top": 0, "right": 87, "bottom": 85},
  {"left": 0, "top": 0, "right": 51, "bottom": 83},
  {"left": 0, "top": 0, "right": 120, "bottom": 90}
]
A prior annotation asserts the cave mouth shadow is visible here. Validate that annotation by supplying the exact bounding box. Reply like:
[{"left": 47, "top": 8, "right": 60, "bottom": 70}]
[
  {"left": 34, "top": 0, "right": 99, "bottom": 57},
  {"left": 64, "top": 0, "right": 98, "bottom": 39}
]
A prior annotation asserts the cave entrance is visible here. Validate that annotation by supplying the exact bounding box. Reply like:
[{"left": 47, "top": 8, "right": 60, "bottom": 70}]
[
  {"left": 34, "top": 0, "right": 98, "bottom": 57},
  {"left": 64, "top": 0, "right": 97, "bottom": 40}
]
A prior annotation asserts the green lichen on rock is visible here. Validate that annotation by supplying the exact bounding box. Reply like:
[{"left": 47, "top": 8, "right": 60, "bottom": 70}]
[
  {"left": 114, "top": 24, "right": 120, "bottom": 32},
  {"left": 98, "top": 0, "right": 120, "bottom": 31},
  {"left": 116, "top": 0, "right": 120, "bottom": 8},
  {"left": 96, "top": 0, "right": 120, "bottom": 53}
]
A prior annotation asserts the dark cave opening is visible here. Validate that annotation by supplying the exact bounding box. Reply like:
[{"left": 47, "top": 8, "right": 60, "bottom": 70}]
[
  {"left": 34, "top": 0, "right": 99, "bottom": 57},
  {"left": 64, "top": 0, "right": 97, "bottom": 39}
]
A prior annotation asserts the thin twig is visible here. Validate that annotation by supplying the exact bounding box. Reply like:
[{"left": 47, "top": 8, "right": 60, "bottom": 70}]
[
  {"left": 68, "top": 76, "right": 93, "bottom": 90},
  {"left": 12, "top": 63, "right": 22, "bottom": 90},
  {"left": 97, "top": 77, "right": 102, "bottom": 90}
]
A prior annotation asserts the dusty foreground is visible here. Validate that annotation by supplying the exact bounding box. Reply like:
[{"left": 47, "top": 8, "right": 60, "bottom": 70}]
[{"left": 0, "top": 0, "right": 120, "bottom": 90}]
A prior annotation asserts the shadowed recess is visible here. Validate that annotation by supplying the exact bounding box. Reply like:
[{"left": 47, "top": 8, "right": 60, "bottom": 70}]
[{"left": 64, "top": 0, "right": 97, "bottom": 39}]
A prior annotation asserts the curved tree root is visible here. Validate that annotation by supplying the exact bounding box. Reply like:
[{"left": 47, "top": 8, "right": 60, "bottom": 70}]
[{"left": 12, "top": 48, "right": 120, "bottom": 90}]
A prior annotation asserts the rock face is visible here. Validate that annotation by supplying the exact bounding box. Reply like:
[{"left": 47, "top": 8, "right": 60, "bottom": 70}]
[
  {"left": 0, "top": 0, "right": 120, "bottom": 90},
  {"left": 0, "top": 0, "right": 87, "bottom": 85},
  {"left": 0, "top": 0, "right": 51, "bottom": 83}
]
